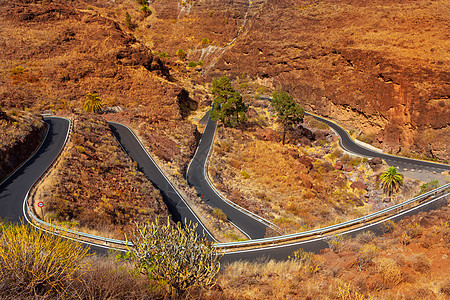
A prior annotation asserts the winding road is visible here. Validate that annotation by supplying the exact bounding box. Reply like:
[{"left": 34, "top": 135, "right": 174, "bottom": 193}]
[
  {"left": 0, "top": 117, "right": 69, "bottom": 222},
  {"left": 1, "top": 112, "right": 448, "bottom": 261},
  {"left": 306, "top": 112, "right": 450, "bottom": 173},
  {"left": 186, "top": 114, "right": 271, "bottom": 239},
  {"left": 108, "top": 122, "right": 216, "bottom": 241}
]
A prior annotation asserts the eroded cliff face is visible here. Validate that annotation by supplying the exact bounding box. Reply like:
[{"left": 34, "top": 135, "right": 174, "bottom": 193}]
[
  {"left": 213, "top": 0, "right": 449, "bottom": 161},
  {"left": 145, "top": 0, "right": 449, "bottom": 161}
]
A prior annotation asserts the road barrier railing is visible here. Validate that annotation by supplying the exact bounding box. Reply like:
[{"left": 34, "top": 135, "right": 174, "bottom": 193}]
[{"left": 214, "top": 183, "right": 450, "bottom": 250}]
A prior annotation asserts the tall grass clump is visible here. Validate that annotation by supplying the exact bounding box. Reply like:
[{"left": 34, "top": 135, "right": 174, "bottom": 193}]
[{"left": 0, "top": 222, "right": 90, "bottom": 298}]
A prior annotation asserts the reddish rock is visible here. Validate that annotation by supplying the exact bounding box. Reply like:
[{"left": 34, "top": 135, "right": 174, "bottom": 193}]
[
  {"left": 350, "top": 181, "right": 367, "bottom": 191},
  {"left": 334, "top": 162, "right": 343, "bottom": 170},
  {"left": 254, "top": 127, "right": 279, "bottom": 142},
  {"left": 298, "top": 155, "right": 313, "bottom": 172},
  {"left": 343, "top": 166, "right": 354, "bottom": 172},
  {"left": 298, "top": 174, "right": 313, "bottom": 189}
]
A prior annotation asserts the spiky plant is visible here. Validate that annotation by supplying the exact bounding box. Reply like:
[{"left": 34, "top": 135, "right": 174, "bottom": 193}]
[
  {"left": 0, "top": 222, "right": 90, "bottom": 297},
  {"left": 127, "top": 218, "right": 222, "bottom": 297},
  {"left": 84, "top": 92, "right": 103, "bottom": 113},
  {"left": 380, "top": 166, "right": 403, "bottom": 200}
]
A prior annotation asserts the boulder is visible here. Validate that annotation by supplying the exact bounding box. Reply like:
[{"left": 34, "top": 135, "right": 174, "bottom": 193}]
[
  {"left": 350, "top": 181, "right": 367, "bottom": 191},
  {"left": 369, "top": 157, "right": 383, "bottom": 171},
  {"left": 343, "top": 166, "right": 354, "bottom": 172},
  {"left": 254, "top": 127, "right": 279, "bottom": 142},
  {"left": 334, "top": 162, "right": 343, "bottom": 170}
]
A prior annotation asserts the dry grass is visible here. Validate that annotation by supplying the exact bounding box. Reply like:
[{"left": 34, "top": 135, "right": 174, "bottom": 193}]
[
  {"left": 207, "top": 101, "right": 419, "bottom": 234},
  {"left": 0, "top": 222, "right": 90, "bottom": 298},
  {"left": 197, "top": 205, "right": 450, "bottom": 299},
  {"left": 0, "top": 205, "right": 448, "bottom": 299}
]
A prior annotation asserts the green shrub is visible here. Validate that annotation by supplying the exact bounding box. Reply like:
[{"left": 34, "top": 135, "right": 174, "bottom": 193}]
[
  {"left": 419, "top": 179, "right": 439, "bottom": 194},
  {"left": 201, "top": 37, "right": 210, "bottom": 45},
  {"left": 212, "top": 207, "right": 228, "bottom": 222},
  {"left": 141, "top": 5, "right": 151, "bottom": 16},
  {"left": 187, "top": 61, "right": 197, "bottom": 68},
  {"left": 136, "top": 0, "right": 148, "bottom": 5},
  {"left": 176, "top": 49, "right": 186, "bottom": 60},
  {"left": 124, "top": 12, "right": 135, "bottom": 30},
  {"left": 240, "top": 170, "right": 250, "bottom": 179},
  {"left": 158, "top": 51, "right": 169, "bottom": 58}
]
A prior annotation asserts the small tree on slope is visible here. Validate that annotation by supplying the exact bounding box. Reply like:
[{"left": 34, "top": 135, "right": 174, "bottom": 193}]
[
  {"left": 84, "top": 92, "right": 103, "bottom": 113},
  {"left": 210, "top": 76, "right": 247, "bottom": 126},
  {"left": 271, "top": 90, "right": 304, "bottom": 144},
  {"left": 380, "top": 166, "right": 403, "bottom": 201}
]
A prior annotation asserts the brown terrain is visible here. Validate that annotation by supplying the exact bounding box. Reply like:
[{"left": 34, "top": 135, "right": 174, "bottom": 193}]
[
  {"left": 0, "top": 0, "right": 201, "bottom": 171},
  {"left": 31, "top": 114, "right": 169, "bottom": 238},
  {"left": 210, "top": 204, "right": 450, "bottom": 299},
  {"left": 0, "top": 0, "right": 448, "bottom": 298},
  {"left": 207, "top": 96, "right": 425, "bottom": 234},
  {"left": 136, "top": 0, "right": 450, "bottom": 162}
]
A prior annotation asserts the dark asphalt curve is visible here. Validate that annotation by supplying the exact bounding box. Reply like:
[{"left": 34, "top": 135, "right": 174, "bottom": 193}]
[
  {"left": 186, "top": 114, "right": 269, "bottom": 239},
  {"left": 222, "top": 189, "right": 448, "bottom": 262},
  {"left": 305, "top": 112, "right": 450, "bottom": 173},
  {"left": 108, "top": 122, "right": 216, "bottom": 242},
  {"left": 0, "top": 117, "right": 69, "bottom": 222}
]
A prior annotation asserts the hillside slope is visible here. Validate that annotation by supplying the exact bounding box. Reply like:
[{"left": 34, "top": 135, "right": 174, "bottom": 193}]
[{"left": 134, "top": 0, "right": 449, "bottom": 162}]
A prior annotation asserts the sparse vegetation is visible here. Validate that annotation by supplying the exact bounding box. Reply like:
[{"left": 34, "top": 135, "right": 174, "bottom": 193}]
[
  {"left": 124, "top": 12, "right": 135, "bottom": 30},
  {"left": 0, "top": 197, "right": 448, "bottom": 300},
  {"left": 176, "top": 48, "right": 186, "bottom": 60},
  {"left": 140, "top": 5, "right": 151, "bottom": 16},
  {"left": 0, "top": 109, "right": 44, "bottom": 182},
  {"left": 380, "top": 166, "right": 403, "bottom": 200},
  {"left": 0, "top": 222, "right": 90, "bottom": 298},
  {"left": 33, "top": 115, "right": 169, "bottom": 238},
  {"left": 419, "top": 179, "right": 439, "bottom": 194}
]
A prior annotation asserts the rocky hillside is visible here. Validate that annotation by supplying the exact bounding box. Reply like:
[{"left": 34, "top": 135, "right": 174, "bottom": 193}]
[
  {"left": 134, "top": 0, "right": 449, "bottom": 162},
  {"left": 0, "top": 0, "right": 200, "bottom": 171},
  {"left": 0, "top": 108, "right": 45, "bottom": 182}
]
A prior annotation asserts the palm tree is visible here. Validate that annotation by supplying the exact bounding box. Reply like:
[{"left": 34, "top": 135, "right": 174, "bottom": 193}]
[
  {"left": 84, "top": 93, "right": 103, "bottom": 113},
  {"left": 380, "top": 166, "right": 403, "bottom": 201}
]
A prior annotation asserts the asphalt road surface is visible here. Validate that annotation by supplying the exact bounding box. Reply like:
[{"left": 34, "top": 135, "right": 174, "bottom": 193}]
[
  {"left": 108, "top": 122, "right": 216, "bottom": 241},
  {"left": 186, "top": 114, "right": 269, "bottom": 239},
  {"left": 0, "top": 117, "right": 69, "bottom": 223},
  {"left": 306, "top": 112, "right": 450, "bottom": 173}
]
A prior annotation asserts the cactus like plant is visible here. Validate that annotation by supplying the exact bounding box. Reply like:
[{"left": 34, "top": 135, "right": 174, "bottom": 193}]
[{"left": 128, "top": 218, "right": 222, "bottom": 297}]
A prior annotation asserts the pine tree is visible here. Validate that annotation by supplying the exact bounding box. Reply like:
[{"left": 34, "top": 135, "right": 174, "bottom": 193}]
[
  {"left": 210, "top": 76, "right": 247, "bottom": 126},
  {"left": 271, "top": 91, "right": 304, "bottom": 144}
]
